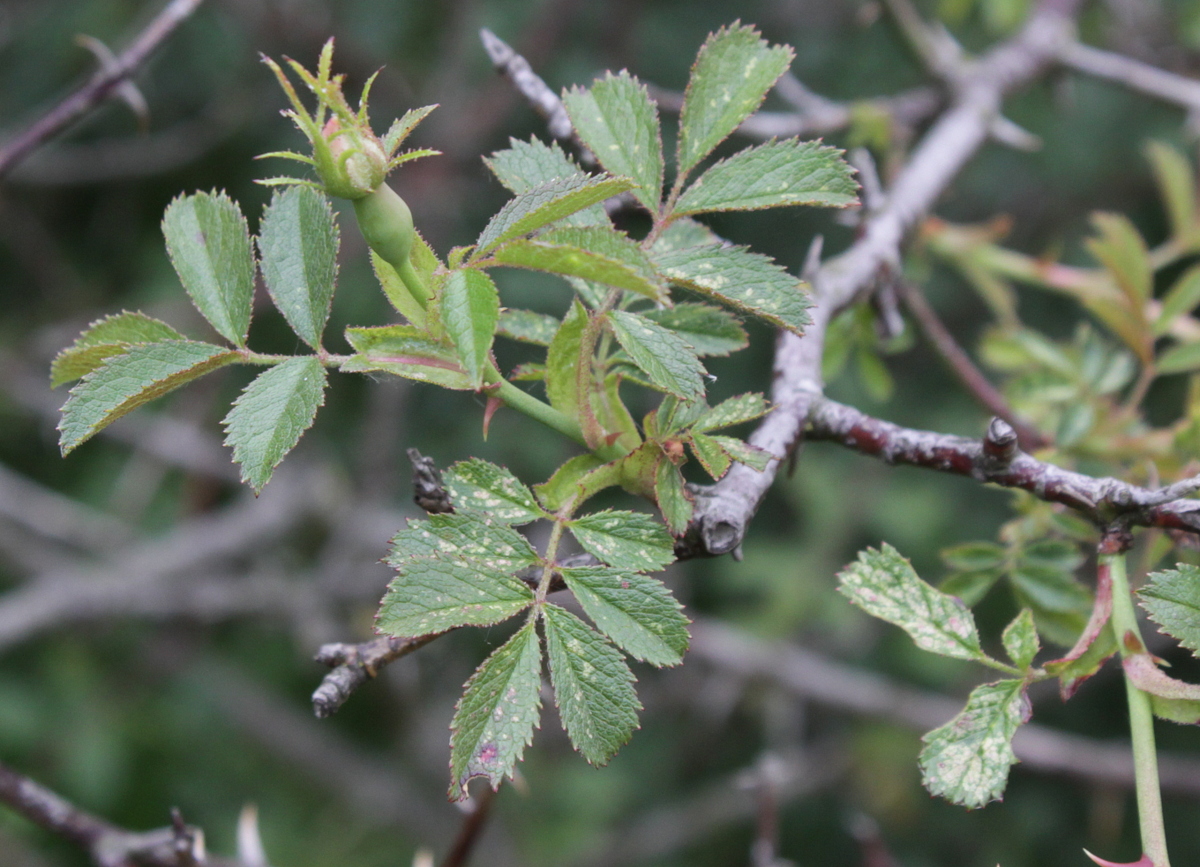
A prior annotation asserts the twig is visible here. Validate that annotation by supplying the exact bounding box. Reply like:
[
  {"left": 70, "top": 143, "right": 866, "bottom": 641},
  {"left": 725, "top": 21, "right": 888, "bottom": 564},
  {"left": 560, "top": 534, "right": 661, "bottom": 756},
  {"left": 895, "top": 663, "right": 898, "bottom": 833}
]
[
  {"left": 805, "top": 398, "right": 1200, "bottom": 532},
  {"left": 0, "top": 759, "right": 244, "bottom": 867},
  {"left": 440, "top": 787, "right": 496, "bottom": 867},
  {"left": 1059, "top": 41, "right": 1200, "bottom": 114},
  {"left": 893, "top": 278, "right": 1049, "bottom": 451},
  {"left": 312, "top": 634, "right": 440, "bottom": 718},
  {"left": 688, "top": 619, "right": 1200, "bottom": 796},
  {"left": 680, "top": 0, "right": 1083, "bottom": 558},
  {"left": 479, "top": 28, "right": 577, "bottom": 146},
  {"left": 0, "top": 0, "right": 208, "bottom": 179}
]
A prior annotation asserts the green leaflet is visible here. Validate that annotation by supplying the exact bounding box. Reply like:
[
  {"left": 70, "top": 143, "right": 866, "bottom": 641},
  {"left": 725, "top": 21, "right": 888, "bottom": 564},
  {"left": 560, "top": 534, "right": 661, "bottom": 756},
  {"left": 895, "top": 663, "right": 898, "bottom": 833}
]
[
  {"left": 693, "top": 392, "right": 770, "bottom": 432},
  {"left": 607, "top": 310, "right": 705, "bottom": 400},
  {"left": 675, "top": 139, "right": 858, "bottom": 215},
  {"left": 497, "top": 309, "right": 560, "bottom": 346},
  {"left": 222, "top": 357, "right": 327, "bottom": 493},
  {"left": 534, "top": 454, "right": 612, "bottom": 512},
  {"left": 567, "top": 510, "right": 675, "bottom": 572},
  {"left": 545, "top": 301, "right": 589, "bottom": 418},
  {"left": 1154, "top": 265, "right": 1200, "bottom": 337},
  {"left": 162, "top": 191, "right": 255, "bottom": 347},
  {"left": 688, "top": 431, "right": 732, "bottom": 480},
  {"left": 1002, "top": 609, "right": 1040, "bottom": 670},
  {"left": 376, "top": 555, "right": 534, "bottom": 637},
  {"left": 543, "top": 604, "right": 641, "bottom": 765},
  {"left": 1145, "top": 140, "right": 1196, "bottom": 240},
  {"left": 1086, "top": 212, "right": 1152, "bottom": 306},
  {"left": 561, "top": 566, "right": 690, "bottom": 666},
  {"left": 474, "top": 174, "right": 633, "bottom": 255},
  {"left": 706, "top": 435, "right": 771, "bottom": 471},
  {"left": 654, "top": 459, "right": 692, "bottom": 536},
  {"left": 51, "top": 311, "right": 184, "bottom": 387},
  {"left": 653, "top": 244, "right": 811, "bottom": 334},
  {"left": 444, "top": 458, "right": 547, "bottom": 525},
  {"left": 341, "top": 325, "right": 472, "bottom": 389},
  {"left": 563, "top": 71, "right": 663, "bottom": 213},
  {"left": 918, "top": 679, "right": 1029, "bottom": 809},
  {"left": 257, "top": 186, "right": 339, "bottom": 349},
  {"left": 449, "top": 617, "right": 542, "bottom": 800},
  {"left": 386, "top": 512, "right": 540, "bottom": 575},
  {"left": 59, "top": 341, "right": 239, "bottom": 454},
  {"left": 676, "top": 23, "right": 794, "bottom": 177},
  {"left": 382, "top": 105, "right": 438, "bottom": 161},
  {"left": 838, "top": 544, "right": 988, "bottom": 662},
  {"left": 648, "top": 217, "right": 722, "bottom": 255},
  {"left": 491, "top": 226, "right": 666, "bottom": 301},
  {"left": 1140, "top": 565, "right": 1200, "bottom": 657},
  {"left": 485, "top": 138, "right": 609, "bottom": 227},
  {"left": 642, "top": 304, "right": 748, "bottom": 357},
  {"left": 440, "top": 269, "right": 499, "bottom": 389}
]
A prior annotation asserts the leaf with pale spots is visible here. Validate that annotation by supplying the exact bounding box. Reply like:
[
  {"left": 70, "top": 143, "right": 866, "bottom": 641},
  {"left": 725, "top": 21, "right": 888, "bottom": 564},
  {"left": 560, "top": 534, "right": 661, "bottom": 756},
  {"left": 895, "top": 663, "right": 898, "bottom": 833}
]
[
  {"left": 567, "top": 510, "right": 675, "bottom": 572},
  {"left": 222, "top": 356, "right": 327, "bottom": 494},
  {"left": 498, "top": 309, "right": 560, "bottom": 346},
  {"left": 561, "top": 566, "right": 690, "bottom": 666},
  {"left": 563, "top": 70, "right": 663, "bottom": 213},
  {"left": 449, "top": 617, "right": 542, "bottom": 800},
  {"left": 543, "top": 604, "right": 641, "bottom": 765},
  {"left": 838, "top": 544, "right": 989, "bottom": 662},
  {"left": 688, "top": 432, "right": 732, "bottom": 479},
  {"left": 385, "top": 512, "right": 540, "bottom": 575},
  {"left": 445, "top": 458, "right": 547, "bottom": 525},
  {"left": 708, "top": 435, "right": 771, "bottom": 471},
  {"left": 676, "top": 22, "right": 794, "bottom": 177},
  {"left": 919, "top": 679, "right": 1030, "bottom": 808},
  {"left": 1002, "top": 609, "right": 1040, "bottom": 670},
  {"left": 675, "top": 138, "right": 858, "bottom": 215},
  {"left": 653, "top": 244, "right": 811, "bottom": 334},
  {"left": 607, "top": 310, "right": 705, "bottom": 400},
  {"left": 492, "top": 226, "right": 666, "bottom": 302},
  {"left": 693, "top": 392, "right": 770, "bottom": 432},
  {"left": 376, "top": 555, "right": 534, "bottom": 638}
]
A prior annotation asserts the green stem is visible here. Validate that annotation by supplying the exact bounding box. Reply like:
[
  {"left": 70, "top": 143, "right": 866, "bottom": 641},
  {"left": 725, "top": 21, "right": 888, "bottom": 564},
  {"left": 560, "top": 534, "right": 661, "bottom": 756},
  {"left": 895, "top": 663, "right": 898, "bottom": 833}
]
[{"left": 1106, "top": 552, "right": 1170, "bottom": 867}]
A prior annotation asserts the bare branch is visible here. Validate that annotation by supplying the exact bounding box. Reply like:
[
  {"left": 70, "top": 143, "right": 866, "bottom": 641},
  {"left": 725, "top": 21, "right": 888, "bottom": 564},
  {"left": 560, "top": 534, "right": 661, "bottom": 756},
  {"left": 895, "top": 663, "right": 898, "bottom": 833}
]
[
  {"left": 0, "top": 759, "right": 244, "bottom": 867},
  {"left": 440, "top": 787, "right": 495, "bottom": 867},
  {"left": 479, "top": 28, "right": 576, "bottom": 145},
  {"left": 1060, "top": 40, "right": 1200, "bottom": 114},
  {"left": 312, "top": 634, "right": 440, "bottom": 718},
  {"left": 0, "top": 0, "right": 208, "bottom": 180}
]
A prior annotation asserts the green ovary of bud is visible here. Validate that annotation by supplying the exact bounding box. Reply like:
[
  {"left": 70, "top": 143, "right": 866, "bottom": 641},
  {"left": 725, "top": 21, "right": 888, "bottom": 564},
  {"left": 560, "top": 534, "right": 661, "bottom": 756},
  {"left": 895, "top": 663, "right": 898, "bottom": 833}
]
[{"left": 354, "top": 182, "right": 414, "bottom": 271}]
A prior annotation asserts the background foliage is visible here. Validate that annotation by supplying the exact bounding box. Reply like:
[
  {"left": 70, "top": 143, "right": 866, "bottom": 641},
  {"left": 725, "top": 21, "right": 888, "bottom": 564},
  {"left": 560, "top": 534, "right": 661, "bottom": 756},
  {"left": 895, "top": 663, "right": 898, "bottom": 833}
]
[{"left": 3, "top": 0, "right": 1200, "bottom": 865}]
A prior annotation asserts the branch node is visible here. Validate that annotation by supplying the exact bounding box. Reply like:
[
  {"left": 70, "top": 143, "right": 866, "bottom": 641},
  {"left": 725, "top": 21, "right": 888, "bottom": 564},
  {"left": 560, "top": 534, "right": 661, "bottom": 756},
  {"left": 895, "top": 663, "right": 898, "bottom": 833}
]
[{"left": 982, "top": 416, "right": 1019, "bottom": 467}]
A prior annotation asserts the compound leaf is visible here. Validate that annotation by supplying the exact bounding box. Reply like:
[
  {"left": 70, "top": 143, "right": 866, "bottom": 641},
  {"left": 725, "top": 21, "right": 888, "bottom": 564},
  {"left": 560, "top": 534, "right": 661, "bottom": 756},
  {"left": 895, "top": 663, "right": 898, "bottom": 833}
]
[
  {"left": 676, "top": 23, "right": 793, "bottom": 177},
  {"left": 653, "top": 244, "right": 811, "bottom": 333},
  {"left": 543, "top": 604, "right": 640, "bottom": 765},
  {"left": 567, "top": 510, "right": 675, "bottom": 572},
  {"left": 440, "top": 269, "right": 500, "bottom": 389},
  {"left": 561, "top": 566, "right": 690, "bottom": 666},
  {"left": 475, "top": 174, "right": 633, "bottom": 255},
  {"left": 919, "top": 679, "right": 1029, "bottom": 808},
  {"left": 449, "top": 617, "right": 542, "bottom": 800},
  {"left": 258, "top": 186, "right": 339, "bottom": 349},
  {"left": 59, "top": 341, "right": 239, "bottom": 454},
  {"left": 608, "top": 310, "right": 705, "bottom": 400},
  {"left": 445, "top": 458, "right": 547, "bottom": 525},
  {"left": 162, "top": 191, "right": 255, "bottom": 346},
  {"left": 563, "top": 71, "right": 663, "bottom": 213},
  {"left": 51, "top": 311, "right": 184, "bottom": 387},
  {"left": 838, "top": 544, "right": 988, "bottom": 662},
  {"left": 675, "top": 139, "right": 857, "bottom": 215},
  {"left": 222, "top": 356, "right": 326, "bottom": 493}
]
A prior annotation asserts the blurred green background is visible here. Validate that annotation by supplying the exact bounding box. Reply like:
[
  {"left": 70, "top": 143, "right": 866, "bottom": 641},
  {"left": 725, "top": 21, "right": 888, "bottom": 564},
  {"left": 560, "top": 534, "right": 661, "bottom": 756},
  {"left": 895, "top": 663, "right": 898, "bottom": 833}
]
[{"left": 1, "top": 0, "right": 1200, "bottom": 865}]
